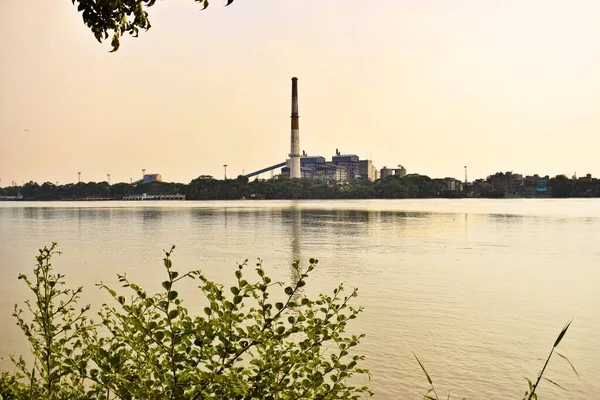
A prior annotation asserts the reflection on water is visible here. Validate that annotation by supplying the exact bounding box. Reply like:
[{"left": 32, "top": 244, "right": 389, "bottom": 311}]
[{"left": 0, "top": 199, "right": 599, "bottom": 399}]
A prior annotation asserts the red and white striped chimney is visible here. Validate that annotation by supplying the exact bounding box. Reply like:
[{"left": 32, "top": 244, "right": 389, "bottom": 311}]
[{"left": 289, "top": 77, "right": 301, "bottom": 179}]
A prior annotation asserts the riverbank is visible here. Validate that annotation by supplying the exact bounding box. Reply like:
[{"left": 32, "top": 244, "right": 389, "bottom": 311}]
[{"left": 2, "top": 173, "right": 599, "bottom": 201}]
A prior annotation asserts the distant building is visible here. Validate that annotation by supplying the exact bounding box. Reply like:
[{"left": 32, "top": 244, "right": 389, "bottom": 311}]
[
  {"left": 488, "top": 172, "right": 522, "bottom": 194},
  {"left": 329, "top": 164, "right": 348, "bottom": 182},
  {"left": 524, "top": 175, "right": 552, "bottom": 197},
  {"left": 301, "top": 155, "right": 326, "bottom": 176},
  {"left": 380, "top": 167, "right": 394, "bottom": 178},
  {"left": 507, "top": 173, "right": 523, "bottom": 194},
  {"left": 580, "top": 173, "right": 593, "bottom": 182},
  {"left": 281, "top": 155, "right": 348, "bottom": 183},
  {"left": 132, "top": 173, "right": 163, "bottom": 185},
  {"left": 536, "top": 179, "right": 549, "bottom": 194},
  {"left": 445, "top": 178, "right": 463, "bottom": 192},
  {"left": 358, "top": 160, "right": 377, "bottom": 181},
  {"left": 143, "top": 174, "right": 162, "bottom": 183},
  {"left": 395, "top": 165, "right": 407, "bottom": 178},
  {"left": 380, "top": 165, "right": 407, "bottom": 179},
  {"left": 332, "top": 151, "right": 360, "bottom": 180}
]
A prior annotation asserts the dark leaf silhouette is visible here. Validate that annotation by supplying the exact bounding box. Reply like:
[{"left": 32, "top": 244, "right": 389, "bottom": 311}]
[{"left": 71, "top": 0, "right": 236, "bottom": 52}]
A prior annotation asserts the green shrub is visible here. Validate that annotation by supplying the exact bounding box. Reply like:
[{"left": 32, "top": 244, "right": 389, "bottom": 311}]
[{"left": 2, "top": 243, "right": 372, "bottom": 399}]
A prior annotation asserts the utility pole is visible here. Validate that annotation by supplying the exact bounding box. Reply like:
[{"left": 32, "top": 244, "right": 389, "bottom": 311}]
[
  {"left": 223, "top": 164, "right": 228, "bottom": 180},
  {"left": 78, "top": 172, "right": 81, "bottom": 183},
  {"left": 142, "top": 169, "right": 146, "bottom": 180},
  {"left": 464, "top": 166, "right": 468, "bottom": 184}
]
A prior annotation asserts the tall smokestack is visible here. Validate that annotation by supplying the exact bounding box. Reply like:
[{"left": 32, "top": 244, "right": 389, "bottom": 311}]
[{"left": 289, "top": 77, "right": 301, "bottom": 179}]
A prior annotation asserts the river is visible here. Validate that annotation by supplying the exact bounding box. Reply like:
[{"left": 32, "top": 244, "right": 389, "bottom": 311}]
[{"left": 0, "top": 199, "right": 598, "bottom": 399}]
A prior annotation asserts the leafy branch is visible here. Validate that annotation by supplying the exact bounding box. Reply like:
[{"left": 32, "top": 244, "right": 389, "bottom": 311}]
[{"left": 71, "top": 0, "right": 236, "bottom": 52}]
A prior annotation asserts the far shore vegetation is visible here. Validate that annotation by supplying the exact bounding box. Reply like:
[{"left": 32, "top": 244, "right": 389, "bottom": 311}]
[
  {"left": 0, "top": 244, "right": 579, "bottom": 399},
  {"left": 2, "top": 172, "right": 600, "bottom": 201}
]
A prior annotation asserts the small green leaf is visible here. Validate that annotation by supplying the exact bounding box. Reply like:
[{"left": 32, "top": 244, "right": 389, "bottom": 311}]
[
  {"left": 162, "top": 281, "right": 172, "bottom": 291},
  {"left": 556, "top": 352, "right": 580, "bottom": 379},
  {"left": 169, "top": 309, "right": 179, "bottom": 319},
  {"left": 543, "top": 377, "right": 567, "bottom": 391},
  {"left": 168, "top": 291, "right": 178, "bottom": 301},
  {"left": 554, "top": 319, "right": 572, "bottom": 348},
  {"left": 414, "top": 353, "right": 433, "bottom": 385}
]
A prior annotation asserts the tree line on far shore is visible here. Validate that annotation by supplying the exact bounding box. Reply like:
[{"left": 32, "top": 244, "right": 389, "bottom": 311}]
[
  {"left": 1, "top": 173, "right": 600, "bottom": 200},
  {"left": 0, "top": 175, "right": 461, "bottom": 201}
]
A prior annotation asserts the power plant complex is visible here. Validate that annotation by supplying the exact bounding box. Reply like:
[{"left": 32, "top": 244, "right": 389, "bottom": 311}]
[{"left": 244, "top": 77, "right": 405, "bottom": 183}]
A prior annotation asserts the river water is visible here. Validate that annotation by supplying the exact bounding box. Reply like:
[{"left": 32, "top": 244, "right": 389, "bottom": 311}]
[{"left": 0, "top": 199, "right": 598, "bottom": 399}]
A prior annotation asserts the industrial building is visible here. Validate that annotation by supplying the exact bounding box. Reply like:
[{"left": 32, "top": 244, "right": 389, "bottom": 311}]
[
  {"left": 380, "top": 165, "right": 407, "bottom": 178},
  {"left": 358, "top": 160, "right": 378, "bottom": 181},
  {"left": 132, "top": 173, "right": 163, "bottom": 185},
  {"left": 445, "top": 178, "right": 463, "bottom": 192},
  {"left": 332, "top": 150, "right": 360, "bottom": 180},
  {"left": 280, "top": 150, "right": 379, "bottom": 183},
  {"left": 143, "top": 174, "right": 162, "bottom": 183},
  {"left": 281, "top": 154, "right": 347, "bottom": 183}
]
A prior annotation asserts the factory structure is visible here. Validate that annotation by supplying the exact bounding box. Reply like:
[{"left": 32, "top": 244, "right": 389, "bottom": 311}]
[
  {"left": 132, "top": 173, "right": 162, "bottom": 185},
  {"left": 244, "top": 77, "right": 405, "bottom": 183}
]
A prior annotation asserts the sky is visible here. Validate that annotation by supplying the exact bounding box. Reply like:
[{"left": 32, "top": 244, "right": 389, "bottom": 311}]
[{"left": 1, "top": 0, "right": 600, "bottom": 185}]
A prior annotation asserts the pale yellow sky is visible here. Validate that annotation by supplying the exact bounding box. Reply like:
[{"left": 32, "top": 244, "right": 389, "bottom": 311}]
[{"left": 1, "top": 0, "right": 600, "bottom": 185}]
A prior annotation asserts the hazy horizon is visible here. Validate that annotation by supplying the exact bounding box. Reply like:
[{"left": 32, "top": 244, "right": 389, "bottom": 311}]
[{"left": 2, "top": 0, "right": 600, "bottom": 185}]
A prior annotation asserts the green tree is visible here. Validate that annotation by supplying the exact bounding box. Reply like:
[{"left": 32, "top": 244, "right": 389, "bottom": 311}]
[
  {"left": 20, "top": 182, "right": 40, "bottom": 200},
  {"left": 550, "top": 175, "right": 573, "bottom": 198},
  {"left": 110, "top": 182, "right": 134, "bottom": 198},
  {"left": 72, "top": 0, "right": 236, "bottom": 52}
]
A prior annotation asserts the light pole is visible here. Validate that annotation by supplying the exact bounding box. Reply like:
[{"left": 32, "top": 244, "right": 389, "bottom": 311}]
[
  {"left": 142, "top": 169, "right": 146, "bottom": 184},
  {"left": 223, "top": 164, "right": 228, "bottom": 180},
  {"left": 107, "top": 174, "right": 111, "bottom": 185},
  {"left": 78, "top": 172, "right": 81, "bottom": 183}
]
